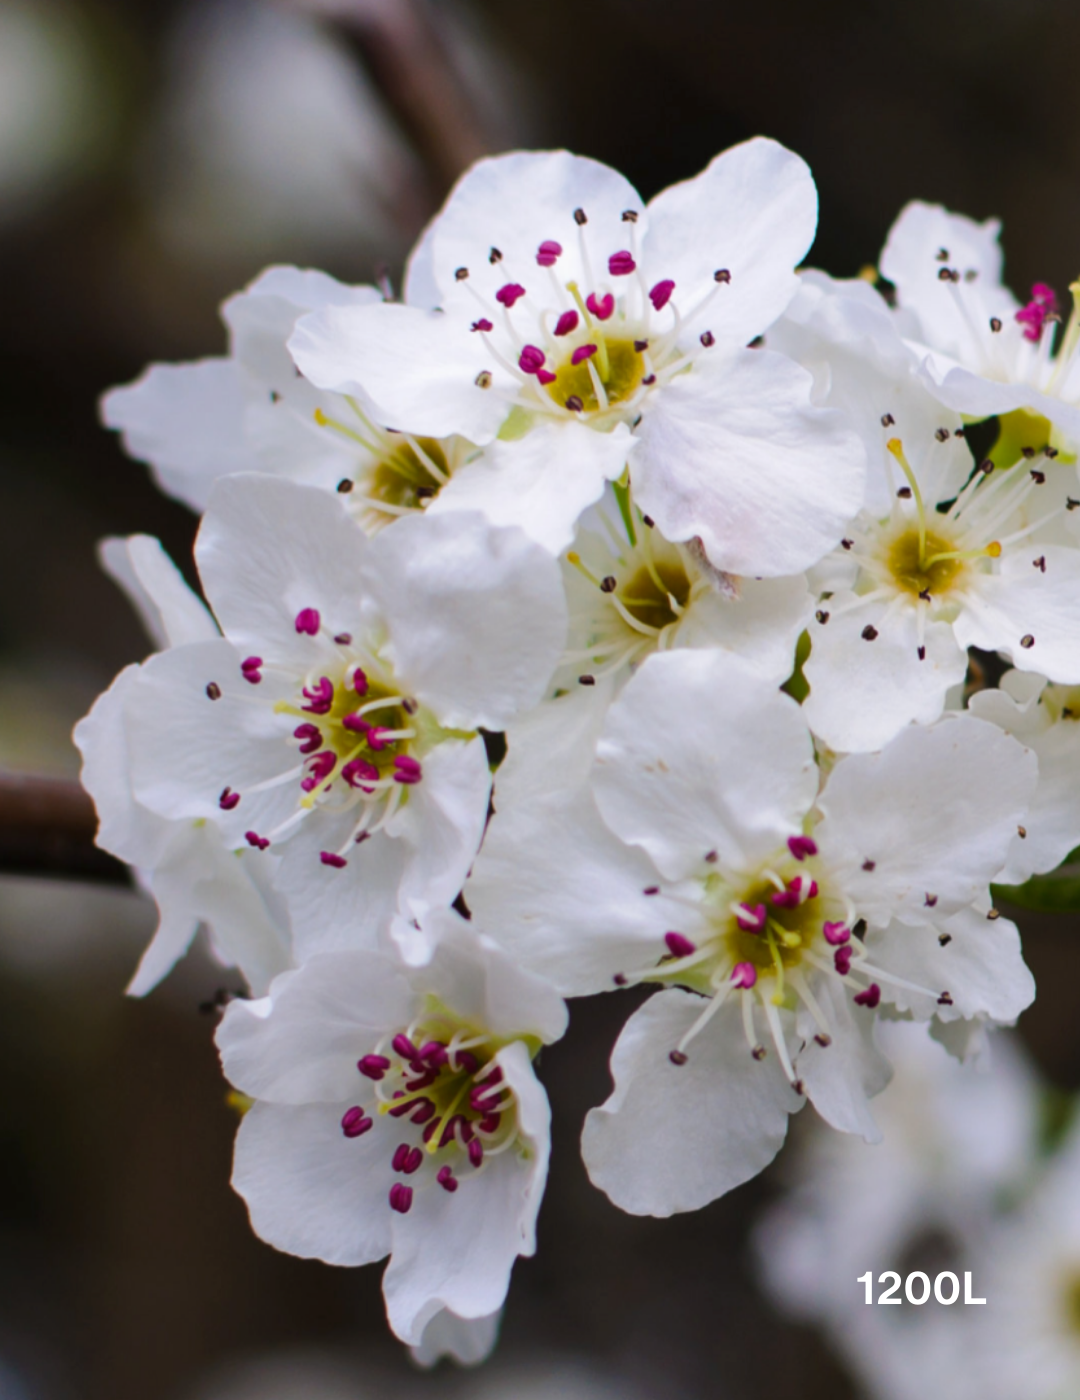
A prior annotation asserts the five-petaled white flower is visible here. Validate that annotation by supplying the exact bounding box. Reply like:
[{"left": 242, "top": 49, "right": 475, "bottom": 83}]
[
  {"left": 119, "top": 474, "right": 566, "bottom": 959},
  {"left": 289, "top": 139, "right": 866, "bottom": 566},
  {"left": 216, "top": 908, "right": 567, "bottom": 1348},
  {"left": 470, "top": 649, "right": 1036, "bottom": 1214}
]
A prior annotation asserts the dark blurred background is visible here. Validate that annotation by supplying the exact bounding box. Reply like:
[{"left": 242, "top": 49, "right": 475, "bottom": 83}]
[{"left": 2, "top": 1, "right": 1080, "bottom": 1396}]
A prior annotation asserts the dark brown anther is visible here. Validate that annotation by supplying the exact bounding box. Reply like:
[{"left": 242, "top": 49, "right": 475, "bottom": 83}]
[
  {"left": 578, "top": 674, "right": 596, "bottom": 686},
  {"left": 669, "top": 1049, "right": 688, "bottom": 1065},
  {"left": 814, "top": 1034, "right": 832, "bottom": 1047},
  {"left": 206, "top": 682, "right": 221, "bottom": 700},
  {"left": 936, "top": 247, "right": 950, "bottom": 261},
  {"left": 924, "top": 893, "right": 938, "bottom": 907},
  {"left": 1045, "top": 446, "right": 1060, "bottom": 459},
  {"left": 935, "top": 427, "right": 950, "bottom": 442},
  {"left": 642, "top": 374, "right": 656, "bottom": 386},
  {"left": 337, "top": 478, "right": 354, "bottom": 493},
  {"left": 270, "top": 390, "right": 281, "bottom": 403},
  {"left": 815, "top": 610, "right": 830, "bottom": 624},
  {"left": 751, "top": 1046, "right": 767, "bottom": 1061},
  {"left": 841, "top": 538, "right": 854, "bottom": 550},
  {"left": 565, "top": 396, "right": 584, "bottom": 412},
  {"left": 614, "top": 973, "right": 628, "bottom": 986},
  {"left": 333, "top": 633, "right": 352, "bottom": 646},
  {"left": 861, "top": 625, "right": 879, "bottom": 641},
  {"left": 1022, "top": 446, "right": 1036, "bottom": 459},
  {"left": 634, "top": 339, "right": 649, "bottom": 352},
  {"left": 402, "top": 697, "right": 419, "bottom": 715},
  {"left": 1020, "top": 635, "right": 1035, "bottom": 649},
  {"left": 622, "top": 209, "right": 639, "bottom": 223},
  {"left": 489, "top": 247, "right": 502, "bottom": 264},
  {"left": 600, "top": 575, "right": 617, "bottom": 593},
  {"left": 979, "top": 459, "right": 995, "bottom": 475},
  {"left": 1018, "top": 825, "right": 1027, "bottom": 838},
  {"left": 700, "top": 330, "right": 715, "bottom": 347},
  {"left": 937, "top": 992, "right": 954, "bottom": 1006},
  {"left": 454, "top": 267, "right": 468, "bottom": 281},
  {"left": 704, "top": 850, "right": 718, "bottom": 864},
  {"left": 881, "top": 413, "right": 895, "bottom": 426},
  {"left": 642, "top": 515, "right": 655, "bottom": 528},
  {"left": 990, "top": 317, "right": 1002, "bottom": 332},
  {"left": 938, "top": 267, "right": 954, "bottom": 281},
  {"left": 643, "top": 886, "right": 660, "bottom": 896},
  {"left": 965, "top": 269, "right": 978, "bottom": 282},
  {"left": 475, "top": 371, "right": 492, "bottom": 388},
  {"left": 1030, "top": 469, "right": 1046, "bottom": 484},
  {"left": 897, "top": 486, "right": 913, "bottom": 499},
  {"left": 1068, "top": 497, "right": 1080, "bottom": 511},
  {"left": 938, "top": 933, "right": 953, "bottom": 946},
  {"left": 987, "top": 909, "right": 1000, "bottom": 920},
  {"left": 714, "top": 268, "right": 731, "bottom": 283},
  {"left": 415, "top": 486, "right": 436, "bottom": 501},
  {"left": 917, "top": 645, "right": 926, "bottom": 660},
  {"left": 1034, "top": 556, "right": 1046, "bottom": 572},
  {"left": 918, "top": 589, "right": 931, "bottom": 601},
  {"left": 862, "top": 859, "right": 876, "bottom": 872},
  {"left": 573, "top": 208, "right": 587, "bottom": 225},
  {"left": 793, "top": 1079, "right": 806, "bottom": 1097},
  {"left": 954, "top": 426, "right": 966, "bottom": 437}
]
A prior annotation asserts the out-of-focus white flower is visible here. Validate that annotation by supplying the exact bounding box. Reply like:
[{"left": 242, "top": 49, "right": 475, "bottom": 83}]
[
  {"left": 755, "top": 1019, "right": 1041, "bottom": 1400},
  {"left": 217, "top": 909, "right": 567, "bottom": 1348},
  {"left": 144, "top": 0, "right": 418, "bottom": 265},
  {"left": 119, "top": 475, "right": 565, "bottom": 959},
  {"left": 290, "top": 139, "right": 866, "bottom": 562},
  {"left": 470, "top": 648, "right": 1036, "bottom": 1214},
  {"left": 74, "top": 534, "right": 291, "bottom": 995}
]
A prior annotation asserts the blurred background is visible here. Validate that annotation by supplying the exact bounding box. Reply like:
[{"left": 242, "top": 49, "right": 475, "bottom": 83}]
[{"left": 3, "top": 0, "right": 1080, "bottom": 1395}]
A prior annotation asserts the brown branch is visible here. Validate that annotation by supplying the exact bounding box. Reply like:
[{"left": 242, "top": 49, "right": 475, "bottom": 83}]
[
  {"left": 0, "top": 772, "right": 129, "bottom": 884},
  {"left": 298, "top": 0, "right": 493, "bottom": 198}
]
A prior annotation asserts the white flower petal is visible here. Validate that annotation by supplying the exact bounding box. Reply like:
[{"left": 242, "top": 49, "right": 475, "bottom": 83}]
[
  {"left": 100, "top": 359, "right": 259, "bottom": 513},
  {"left": 99, "top": 535, "right": 218, "bottom": 651},
  {"left": 803, "top": 600, "right": 968, "bottom": 754},
  {"left": 954, "top": 546, "right": 1080, "bottom": 684},
  {"left": 409, "top": 1307, "right": 501, "bottom": 1368},
  {"left": 196, "top": 475, "right": 368, "bottom": 658},
  {"left": 289, "top": 302, "right": 507, "bottom": 442},
  {"left": 644, "top": 137, "right": 816, "bottom": 348},
  {"left": 816, "top": 717, "right": 1037, "bottom": 927},
  {"left": 428, "top": 419, "right": 633, "bottom": 555},
  {"left": 632, "top": 349, "right": 865, "bottom": 577},
  {"left": 593, "top": 649, "right": 817, "bottom": 881},
  {"left": 866, "top": 906, "right": 1034, "bottom": 1025},
  {"left": 796, "top": 975, "right": 891, "bottom": 1143},
  {"left": 366, "top": 512, "right": 567, "bottom": 730},
  {"left": 582, "top": 989, "right": 800, "bottom": 1216},
  {"left": 231, "top": 1100, "right": 392, "bottom": 1266},
  {"left": 216, "top": 951, "right": 413, "bottom": 1102},
  {"left": 428, "top": 149, "right": 644, "bottom": 305}
]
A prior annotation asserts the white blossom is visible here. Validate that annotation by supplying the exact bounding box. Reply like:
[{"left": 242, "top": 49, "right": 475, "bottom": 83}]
[
  {"left": 216, "top": 909, "right": 567, "bottom": 1348},
  {"left": 116, "top": 474, "right": 566, "bottom": 959},
  {"left": 289, "top": 139, "right": 866, "bottom": 565}
]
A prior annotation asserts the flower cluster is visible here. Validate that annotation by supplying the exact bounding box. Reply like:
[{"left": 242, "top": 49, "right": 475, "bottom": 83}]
[{"left": 77, "top": 137, "right": 1080, "bottom": 1361}]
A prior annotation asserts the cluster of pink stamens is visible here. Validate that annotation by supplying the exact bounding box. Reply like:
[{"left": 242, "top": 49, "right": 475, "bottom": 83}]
[
  {"left": 215, "top": 608, "right": 424, "bottom": 866},
  {"left": 340, "top": 1029, "right": 515, "bottom": 1215},
  {"left": 1016, "top": 282, "right": 1059, "bottom": 343}
]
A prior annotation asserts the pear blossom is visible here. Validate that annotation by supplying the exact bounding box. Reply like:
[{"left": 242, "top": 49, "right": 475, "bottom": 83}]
[
  {"left": 968, "top": 669, "right": 1080, "bottom": 886},
  {"left": 801, "top": 383, "right": 1080, "bottom": 753},
  {"left": 101, "top": 265, "right": 483, "bottom": 534},
  {"left": 119, "top": 474, "right": 566, "bottom": 959},
  {"left": 880, "top": 201, "right": 1080, "bottom": 451},
  {"left": 289, "top": 139, "right": 866, "bottom": 564},
  {"left": 75, "top": 534, "right": 291, "bottom": 995},
  {"left": 216, "top": 908, "right": 567, "bottom": 1348},
  {"left": 472, "top": 649, "right": 1036, "bottom": 1214},
  {"left": 555, "top": 484, "right": 811, "bottom": 692}
]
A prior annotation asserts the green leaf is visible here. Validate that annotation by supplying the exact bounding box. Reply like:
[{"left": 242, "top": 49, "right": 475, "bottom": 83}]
[{"left": 992, "top": 864, "right": 1080, "bottom": 913}]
